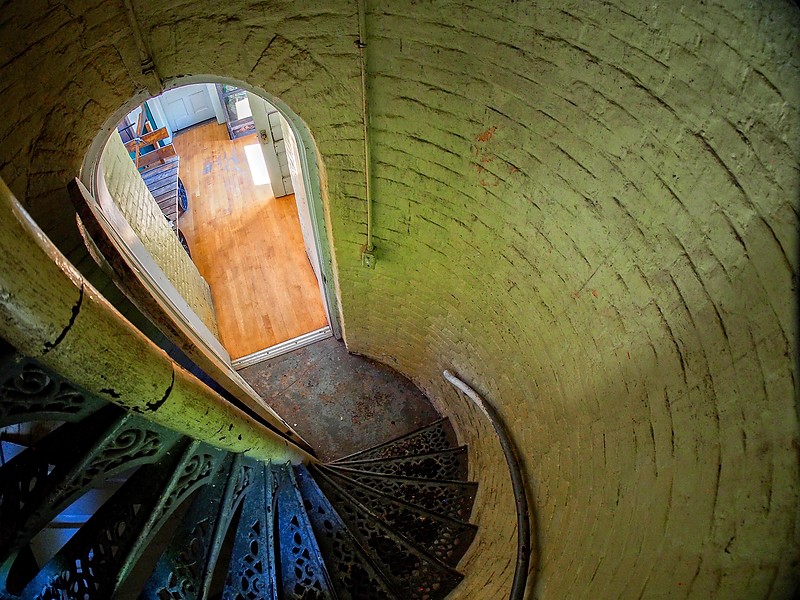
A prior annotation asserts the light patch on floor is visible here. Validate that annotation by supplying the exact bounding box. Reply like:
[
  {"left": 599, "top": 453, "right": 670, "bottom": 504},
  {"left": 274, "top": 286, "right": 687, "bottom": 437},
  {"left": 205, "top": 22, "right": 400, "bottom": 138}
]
[{"left": 244, "top": 144, "right": 270, "bottom": 186}]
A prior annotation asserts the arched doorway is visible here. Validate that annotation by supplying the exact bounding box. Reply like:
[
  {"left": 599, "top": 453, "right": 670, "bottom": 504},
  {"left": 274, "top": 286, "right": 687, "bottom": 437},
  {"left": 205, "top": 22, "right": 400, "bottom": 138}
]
[{"left": 75, "top": 76, "right": 341, "bottom": 415}]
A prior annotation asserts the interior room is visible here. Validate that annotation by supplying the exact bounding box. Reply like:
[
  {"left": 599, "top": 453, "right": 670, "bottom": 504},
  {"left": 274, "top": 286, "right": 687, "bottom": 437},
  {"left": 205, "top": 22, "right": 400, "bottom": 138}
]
[{"left": 105, "top": 83, "right": 330, "bottom": 361}]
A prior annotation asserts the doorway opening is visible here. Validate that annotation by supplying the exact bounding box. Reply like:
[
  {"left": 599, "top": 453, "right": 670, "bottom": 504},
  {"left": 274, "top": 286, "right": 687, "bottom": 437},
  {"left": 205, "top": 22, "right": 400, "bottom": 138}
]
[{"left": 82, "top": 80, "right": 339, "bottom": 374}]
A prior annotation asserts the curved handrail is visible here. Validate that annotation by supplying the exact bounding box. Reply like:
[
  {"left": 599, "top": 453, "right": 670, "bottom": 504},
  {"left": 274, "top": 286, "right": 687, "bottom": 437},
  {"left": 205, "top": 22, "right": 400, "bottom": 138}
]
[
  {"left": 0, "top": 177, "right": 313, "bottom": 465},
  {"left": 443, "top": 370, "right": 532, "bottom": 600}
]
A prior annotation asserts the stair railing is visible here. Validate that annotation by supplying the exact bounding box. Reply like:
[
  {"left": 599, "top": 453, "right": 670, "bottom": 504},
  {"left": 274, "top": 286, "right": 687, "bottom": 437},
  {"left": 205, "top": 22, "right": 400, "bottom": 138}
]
[
  {"left": 0, "top": 177, "right": 313, "bottom": 465},
  {"left": 444, "top": 370, "right": 533, "bottom": 599}
]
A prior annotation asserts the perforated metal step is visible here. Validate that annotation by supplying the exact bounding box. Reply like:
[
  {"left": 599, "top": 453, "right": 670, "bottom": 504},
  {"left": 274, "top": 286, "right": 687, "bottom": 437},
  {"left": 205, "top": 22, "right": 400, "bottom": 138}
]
[
  {"left": 307, "top": 467, "right": 463, "bottom": 600},
  {"left": 331, "top": 418, "right": 457, "bottom": 464},
  {"left": 311, "top": 465, "right": 477, "bottom": 568},
  {"left": 331, "top": 446, "right": 469, "bottom": 481},
  {"left": 294, "top": 465, "right": 399, "bottom": 600},
  {"left": 319, "top": 465, "right": 478, "bottom": 523},
  {"left": 272, "top": 463, "right": 337, "bottom": 600}
]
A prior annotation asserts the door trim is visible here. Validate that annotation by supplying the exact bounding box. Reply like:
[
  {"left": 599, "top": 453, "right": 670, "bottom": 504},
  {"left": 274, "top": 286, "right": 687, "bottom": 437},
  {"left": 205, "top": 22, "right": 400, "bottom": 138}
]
[
  {"left": 231, "top": 326, "right": 333, "bottom": 371},
  {"left": 277, "top": 109, "right": 343, "bottom": 340},
  {"left": 73, "top": 171, "right": 230, "bottom": 365},
  {"left": 69, "top": 176, "right": 315, "bottom": 453},
  {"left": 81, "top": 77, "right": 342, "bottom": 342}
]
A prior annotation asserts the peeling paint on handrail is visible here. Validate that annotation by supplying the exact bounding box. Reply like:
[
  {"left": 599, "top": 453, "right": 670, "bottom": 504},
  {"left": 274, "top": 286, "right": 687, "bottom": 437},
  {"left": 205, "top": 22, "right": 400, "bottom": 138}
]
[{"left": 0, "top": 177, "right": 313, "bottom": 465}]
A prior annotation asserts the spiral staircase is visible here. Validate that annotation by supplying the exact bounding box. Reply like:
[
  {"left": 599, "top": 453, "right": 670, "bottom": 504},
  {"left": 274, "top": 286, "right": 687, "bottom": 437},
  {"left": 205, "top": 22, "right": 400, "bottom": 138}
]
[{"left": 0, "top": 344, "right": 478, "bottom": 600}]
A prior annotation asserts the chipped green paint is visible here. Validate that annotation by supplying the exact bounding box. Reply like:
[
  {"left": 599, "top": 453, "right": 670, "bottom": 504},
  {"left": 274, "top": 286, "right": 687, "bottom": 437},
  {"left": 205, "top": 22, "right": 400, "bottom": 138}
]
[
  {"left": 0, "top": 1, "right": 797, "bottom": 598},
  {"left": 0, "top": 179, "right": 310, "bottom": 465}
]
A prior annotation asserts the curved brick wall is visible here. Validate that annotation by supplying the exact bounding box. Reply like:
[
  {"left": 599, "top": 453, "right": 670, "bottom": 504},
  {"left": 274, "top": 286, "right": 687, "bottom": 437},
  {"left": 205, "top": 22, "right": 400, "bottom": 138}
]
[{"left": 0, "top": 1, "right": 798, "bottom": 598}]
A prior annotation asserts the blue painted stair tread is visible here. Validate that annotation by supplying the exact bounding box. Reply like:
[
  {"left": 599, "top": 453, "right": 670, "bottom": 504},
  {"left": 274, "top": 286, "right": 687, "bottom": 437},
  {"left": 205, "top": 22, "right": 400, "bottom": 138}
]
[
  {"left": 221, "top": 461, "right": 279, "bottom": 600},
  {"left": 272, "top": 463, "right": 337, "bottom": 600}
]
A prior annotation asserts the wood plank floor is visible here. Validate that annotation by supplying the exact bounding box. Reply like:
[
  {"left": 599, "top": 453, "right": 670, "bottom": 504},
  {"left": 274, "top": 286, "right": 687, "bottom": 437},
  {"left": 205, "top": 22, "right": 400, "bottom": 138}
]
[{"left": 173, "top": 122, "right": 327, "bottom": 359}]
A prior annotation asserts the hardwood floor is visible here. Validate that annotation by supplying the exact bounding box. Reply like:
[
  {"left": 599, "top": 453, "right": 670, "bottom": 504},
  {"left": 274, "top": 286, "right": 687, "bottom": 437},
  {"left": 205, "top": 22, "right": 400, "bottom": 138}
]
[{"left": 173, "top": 122, "right": 328, "bottom": 359}]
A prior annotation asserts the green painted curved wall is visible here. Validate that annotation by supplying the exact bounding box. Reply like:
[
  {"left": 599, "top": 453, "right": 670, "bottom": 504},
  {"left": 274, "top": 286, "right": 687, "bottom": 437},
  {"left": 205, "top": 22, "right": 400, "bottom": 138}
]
[{"left": 0, "top": 1, "right": 797, "bottom": 597}]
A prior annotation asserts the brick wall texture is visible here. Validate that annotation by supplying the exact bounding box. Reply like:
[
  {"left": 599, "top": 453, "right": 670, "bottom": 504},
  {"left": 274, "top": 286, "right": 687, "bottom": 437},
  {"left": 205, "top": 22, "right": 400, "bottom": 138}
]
[
  {"left": 100, "top": 131, "right": 220, "bottom": 337},
  {"left": 0, "top": 1, "right": 797, "bottom": 598}
]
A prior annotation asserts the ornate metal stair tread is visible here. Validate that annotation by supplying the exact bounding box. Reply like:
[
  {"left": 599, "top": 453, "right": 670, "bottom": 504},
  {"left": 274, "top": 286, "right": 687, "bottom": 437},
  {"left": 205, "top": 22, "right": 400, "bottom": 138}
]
[
  {"left": 222, "top": 460, "right": 279, "bottom": 600},
  {"left": 17, "top": 439, "right": 227, "bottom": 599},
  {"left": 294, "top": 465, "right": 400, "bottom": 600},
  {"left": 313, "top": 463, "right": 477, "bottom": 528},
  {"left": 330, "top": 418, "right": 457, "bottom": 464},
  {"left": 310, "top": 465, "right": 477, "bottom": 568},
  {"left": 330, "top": 446, "right": 469, "bottom": 481},
  {"left": 0, "top": 345, "right": 479, "bottom": 600},
  {"left": 317, "top": 465, "right": 478, "bottom": 522},
  {"left": 306, "top": 469, "right": 463, "bottom": 599},
  {"left": 273, "top": 462, "right": 338, "bottom": 600},
  {"left": 0, "top": 351, "right": 106, "bottom": 427},
  {"left": 143, "top": 454, "right": 250, "bottom": 599},
  {"left": 0, "top": 405, "right": 181, "bottom": 567}
]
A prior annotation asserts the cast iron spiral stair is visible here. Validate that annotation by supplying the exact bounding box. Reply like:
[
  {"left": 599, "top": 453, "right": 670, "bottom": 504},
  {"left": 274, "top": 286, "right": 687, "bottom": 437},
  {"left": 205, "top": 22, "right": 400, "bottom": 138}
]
[{"left": 0, "top": 349, "right": 477, "bottom": 600}]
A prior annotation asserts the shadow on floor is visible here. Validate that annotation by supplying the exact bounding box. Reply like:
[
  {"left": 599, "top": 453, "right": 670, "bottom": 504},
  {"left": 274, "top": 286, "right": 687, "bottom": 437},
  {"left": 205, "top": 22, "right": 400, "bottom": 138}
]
[{"left": 239, "top": 337, "right": 440, "bottom": 462}]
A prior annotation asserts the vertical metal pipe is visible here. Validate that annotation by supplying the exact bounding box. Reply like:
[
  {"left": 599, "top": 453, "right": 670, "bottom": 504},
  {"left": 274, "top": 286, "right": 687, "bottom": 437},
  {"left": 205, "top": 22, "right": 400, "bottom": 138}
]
[
  {"left": 121, "top": 0, "right": 163, "bottom": 93},
  {"left": 356, "top": 0, "right": 374, "bottom": 254}
]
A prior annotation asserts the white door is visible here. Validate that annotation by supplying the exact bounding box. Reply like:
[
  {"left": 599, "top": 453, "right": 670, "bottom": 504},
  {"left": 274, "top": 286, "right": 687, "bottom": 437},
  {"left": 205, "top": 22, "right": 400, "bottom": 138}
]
[
  {"left": 248, "top": 93, "right": 293, "bottom": 198},
  {"left": 159, "top": 84, "right": 216, "bottom": 132},
  {"left": 281, "top": 114, "right": 322, "bottom": 286}
]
